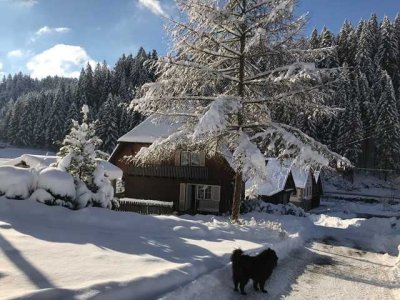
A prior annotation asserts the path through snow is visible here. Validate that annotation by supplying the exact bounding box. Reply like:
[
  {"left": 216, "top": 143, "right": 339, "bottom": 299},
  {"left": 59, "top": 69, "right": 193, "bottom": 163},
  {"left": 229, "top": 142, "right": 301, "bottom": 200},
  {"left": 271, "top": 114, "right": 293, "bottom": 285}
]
[{"left": 162, "top": 238, "right": 400, "bottom": 300}]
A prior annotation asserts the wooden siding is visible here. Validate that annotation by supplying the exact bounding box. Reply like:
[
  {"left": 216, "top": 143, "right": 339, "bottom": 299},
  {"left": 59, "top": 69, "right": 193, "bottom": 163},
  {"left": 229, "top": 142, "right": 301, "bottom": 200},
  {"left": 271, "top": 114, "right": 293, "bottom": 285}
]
[
  {"left": 110, "top": 143, "right": 236, "bottom": 214},
  {"left": 129, "top": 165, "right": 208, "bottom": 180}
]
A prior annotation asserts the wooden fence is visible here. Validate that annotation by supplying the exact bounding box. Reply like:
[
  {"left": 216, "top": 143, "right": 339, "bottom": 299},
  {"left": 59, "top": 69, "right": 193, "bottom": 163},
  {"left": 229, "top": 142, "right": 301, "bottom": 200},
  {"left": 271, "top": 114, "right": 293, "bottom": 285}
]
[{"left": 114, "top": 198, "right": 174, "bottom": 215}]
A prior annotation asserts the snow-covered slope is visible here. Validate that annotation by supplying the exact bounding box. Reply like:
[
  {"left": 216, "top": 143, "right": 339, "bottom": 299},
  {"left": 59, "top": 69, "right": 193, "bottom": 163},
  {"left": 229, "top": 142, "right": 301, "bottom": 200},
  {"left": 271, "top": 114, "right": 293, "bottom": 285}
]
[{"left": 0, "top": 198, "right": 398, "bottom": 299}]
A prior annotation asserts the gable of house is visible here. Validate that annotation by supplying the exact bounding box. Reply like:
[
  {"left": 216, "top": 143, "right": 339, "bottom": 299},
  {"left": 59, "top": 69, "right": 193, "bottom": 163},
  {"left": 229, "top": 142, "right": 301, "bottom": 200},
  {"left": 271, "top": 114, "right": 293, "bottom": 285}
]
[{"left": 109, "top": 116, "right": 236, "bottom": 214}]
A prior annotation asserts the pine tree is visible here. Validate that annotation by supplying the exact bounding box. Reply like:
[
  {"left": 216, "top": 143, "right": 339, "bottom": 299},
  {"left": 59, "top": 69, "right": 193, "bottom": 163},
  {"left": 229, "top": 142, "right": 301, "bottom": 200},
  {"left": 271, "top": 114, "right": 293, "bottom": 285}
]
[
  {"left": 337, "top": 21, "right": 354, "bottom": 65},
  {"left": 355, "top": 21, "right": 376, "bottom": 84},
  {"left": 376, "top": 16, "right": 399, "bottom": 81},
  {"left": 46, "top": 85, "right": 68, "bottom": 148},
  {"left": 57, "top": 105, "right": 102, "bottom": 191},
  {"left": 309, "top": 28, "right": 320, "bottom": 49},
  {"left": 64, "top": 101, "right": 80, "bottom": 136},
  {"left": 96, "top": 94, "right": 119, "bottom": 153},
  {"left": 375, "top": 72, "right": 400, "bottom": 169}
]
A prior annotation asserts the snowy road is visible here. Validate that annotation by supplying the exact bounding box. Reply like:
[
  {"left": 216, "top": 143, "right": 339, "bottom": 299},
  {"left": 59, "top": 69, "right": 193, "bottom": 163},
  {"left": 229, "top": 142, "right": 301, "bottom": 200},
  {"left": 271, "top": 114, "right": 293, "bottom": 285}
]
[{"left": 162, "top": 237, "right": 400, "bottom": 300}]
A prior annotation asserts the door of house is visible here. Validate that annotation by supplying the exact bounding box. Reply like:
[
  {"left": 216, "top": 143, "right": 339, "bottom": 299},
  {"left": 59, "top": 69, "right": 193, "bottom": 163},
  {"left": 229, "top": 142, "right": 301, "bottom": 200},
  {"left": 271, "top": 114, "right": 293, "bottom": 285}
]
[
  {"left": 179, "top": 183, "right": 191, "bottom": 211},
  {"left": 179, "top": 183, "right": 221, "bottom": 213}
]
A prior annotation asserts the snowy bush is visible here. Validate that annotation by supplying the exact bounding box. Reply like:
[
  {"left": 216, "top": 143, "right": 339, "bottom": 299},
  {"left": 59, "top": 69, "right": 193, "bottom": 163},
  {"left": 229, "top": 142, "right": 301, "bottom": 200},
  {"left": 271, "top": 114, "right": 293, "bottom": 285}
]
[
  {"left": 30, "top": 189, "right": 55, "bottom": 204},
  {"left": 242, "top": 199, "right": 306, "bottom": 217},
  {"left": 37, "top": 167, "right": 76, "bottom": 201},
  {"left": 0, "top": 166, "right": 37, "bottom": 199}
]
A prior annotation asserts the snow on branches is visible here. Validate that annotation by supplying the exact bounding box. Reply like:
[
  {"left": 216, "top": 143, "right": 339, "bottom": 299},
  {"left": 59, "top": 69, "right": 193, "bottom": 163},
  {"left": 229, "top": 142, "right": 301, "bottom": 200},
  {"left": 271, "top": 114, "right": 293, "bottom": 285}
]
[
  {"left": 131, "top": 0, "right": 348, "bottom": 221},
  {"left": 55, "top": 105, "right": 115, "bottom": 209}
]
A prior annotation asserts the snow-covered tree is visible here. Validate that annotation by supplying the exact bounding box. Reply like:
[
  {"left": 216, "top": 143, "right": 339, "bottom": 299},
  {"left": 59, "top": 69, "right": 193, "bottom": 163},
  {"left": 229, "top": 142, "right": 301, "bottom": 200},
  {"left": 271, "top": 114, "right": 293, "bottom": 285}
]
[
  {"left": 57, "top": 105, "right": 101, "bottom": 190},
  {"left": 132, "top": 0, "right": 347, "bottom": 222},
  {"left": 56, "top": 105, "right": 115, "bottom": 209},
  {"left": 375, "top": 72, "right": 400, "bottom": 169},
  {"left": 96, "top": 94, "right": 119, "bottom": 153},
  {"left": 309, "top": 28, "right": 320, "bottom": 50}
]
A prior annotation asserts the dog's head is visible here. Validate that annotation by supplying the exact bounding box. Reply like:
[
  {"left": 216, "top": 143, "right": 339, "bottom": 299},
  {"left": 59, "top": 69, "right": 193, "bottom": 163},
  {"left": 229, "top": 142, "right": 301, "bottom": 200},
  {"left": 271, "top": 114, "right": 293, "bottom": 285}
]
[
  {"left": 231, "top": 248, "right": 244, "bottom": 262},
  {"left": 259, "top": 248, "right": 278, "bottom": 267}
]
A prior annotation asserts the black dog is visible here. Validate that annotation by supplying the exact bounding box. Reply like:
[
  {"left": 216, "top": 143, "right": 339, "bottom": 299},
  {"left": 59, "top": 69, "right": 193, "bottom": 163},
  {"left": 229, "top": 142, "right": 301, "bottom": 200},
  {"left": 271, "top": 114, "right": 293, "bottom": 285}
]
[{"left": 231, "top": 248, "right": 278, "bottom": 295}]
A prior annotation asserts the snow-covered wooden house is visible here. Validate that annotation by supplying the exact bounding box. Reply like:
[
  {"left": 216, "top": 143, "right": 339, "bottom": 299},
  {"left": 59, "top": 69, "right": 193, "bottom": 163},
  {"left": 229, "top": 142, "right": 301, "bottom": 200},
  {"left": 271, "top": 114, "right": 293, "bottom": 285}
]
[
  {"left": 246, "top": 159, "right": 296, "bottom": 204},
  {"left": 290, "top": 166, "right": 321, "bottom": 210},
  {"left": 109, "top": 116, "right": 236, "bottom": 214}
]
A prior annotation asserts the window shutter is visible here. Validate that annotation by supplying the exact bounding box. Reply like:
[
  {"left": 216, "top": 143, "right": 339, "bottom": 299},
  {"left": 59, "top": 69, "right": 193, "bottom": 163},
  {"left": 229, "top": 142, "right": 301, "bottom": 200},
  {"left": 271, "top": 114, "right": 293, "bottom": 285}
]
[
  {"left": 179, "top": 183, "right": 186, "bottom": 211},
  {"left": 211, "top": 185, "right": 221, "bottom": 202},
  {"left": 200, "top": 152, "right": 206, "bottom": 167},
  {"left": 175, "top": 151, "right": 181, "bottom": 166}
]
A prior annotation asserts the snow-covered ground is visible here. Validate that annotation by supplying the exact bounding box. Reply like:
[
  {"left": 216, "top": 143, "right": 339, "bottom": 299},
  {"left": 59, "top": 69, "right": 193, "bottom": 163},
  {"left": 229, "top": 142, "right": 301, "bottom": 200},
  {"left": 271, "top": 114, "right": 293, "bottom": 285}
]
[
  {"left": 323, "top": 171, "right": 400, "bottom": 201},
  {"left": 163, "top": 239, "right": 399, "bottom": 300},
  {"left": 0, "top": 197, "right": 399, "bottom": 299}
]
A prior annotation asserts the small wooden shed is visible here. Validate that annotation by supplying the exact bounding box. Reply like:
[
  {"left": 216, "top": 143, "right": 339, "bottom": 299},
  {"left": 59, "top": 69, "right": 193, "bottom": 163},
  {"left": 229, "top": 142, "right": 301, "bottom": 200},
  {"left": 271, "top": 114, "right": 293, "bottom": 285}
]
[{"left": 246, "top": 159, "right": 296, "bottom": 204}]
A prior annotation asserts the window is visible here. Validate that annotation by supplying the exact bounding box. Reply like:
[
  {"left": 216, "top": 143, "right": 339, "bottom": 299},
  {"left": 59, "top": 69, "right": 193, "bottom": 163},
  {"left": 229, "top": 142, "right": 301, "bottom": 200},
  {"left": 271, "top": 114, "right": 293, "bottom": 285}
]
[
  {"left": 180, "top": 151, "right": 204, "bottom": 166},
  {"left": 196, "top": 185, "right": 212, "bottom": 200},
  {"left": 191, "top": 152, "right": 201, "bottom": 166},
  {"left": 181, "top": 151, "right": 190, "bottom": 166}
]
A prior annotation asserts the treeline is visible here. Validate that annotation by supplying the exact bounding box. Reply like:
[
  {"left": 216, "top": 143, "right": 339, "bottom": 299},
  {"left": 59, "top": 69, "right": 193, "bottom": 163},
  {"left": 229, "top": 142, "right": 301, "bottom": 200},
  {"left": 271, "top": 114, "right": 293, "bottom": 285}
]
[
  {"left": 1, "top": 14, "right": 400, "bottom": 169},
  {"left": 278, "top": 15, "right": 400, "bottom": 169},
  {"left": 0, "top": 47, "right": 157, "bottom": 153}
]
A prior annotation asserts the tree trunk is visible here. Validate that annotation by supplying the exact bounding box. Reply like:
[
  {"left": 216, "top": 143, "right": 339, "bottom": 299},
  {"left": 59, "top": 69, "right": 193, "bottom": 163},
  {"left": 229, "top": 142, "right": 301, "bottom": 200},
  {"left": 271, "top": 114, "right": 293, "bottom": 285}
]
[
  {"left": 231, "top": 170, "right": 243, "bottom": 222},
  {"left": 231, "top": 0, "right": 247, "bottom": 223}
]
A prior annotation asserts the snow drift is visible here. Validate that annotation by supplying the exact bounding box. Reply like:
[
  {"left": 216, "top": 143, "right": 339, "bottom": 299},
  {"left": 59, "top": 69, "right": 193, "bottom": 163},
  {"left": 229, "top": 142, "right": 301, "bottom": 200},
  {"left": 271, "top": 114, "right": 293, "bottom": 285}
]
[{"left": 0, "top": 166, "right": 37, "bottom": 199}]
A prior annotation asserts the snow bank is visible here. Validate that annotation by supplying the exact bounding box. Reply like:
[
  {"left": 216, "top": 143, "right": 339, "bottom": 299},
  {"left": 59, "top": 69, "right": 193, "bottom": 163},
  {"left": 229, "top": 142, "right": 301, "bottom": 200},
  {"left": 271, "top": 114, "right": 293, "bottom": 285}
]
[
  {"left": 0, "top": 166, "right": 37, "bottom": 199},
  {"left": 311, "top": 214, "right": 400, "bottom": 255},
  {"left": 38, "top": 167, "right": 76, "bottom": 200}
]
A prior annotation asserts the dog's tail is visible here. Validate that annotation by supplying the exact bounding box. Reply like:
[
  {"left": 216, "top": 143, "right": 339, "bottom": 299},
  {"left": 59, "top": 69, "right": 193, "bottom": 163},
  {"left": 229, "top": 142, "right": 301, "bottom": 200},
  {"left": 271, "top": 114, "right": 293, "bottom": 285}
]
[{"left": 231, "top": 248, "right": 243, "bottom": 264}]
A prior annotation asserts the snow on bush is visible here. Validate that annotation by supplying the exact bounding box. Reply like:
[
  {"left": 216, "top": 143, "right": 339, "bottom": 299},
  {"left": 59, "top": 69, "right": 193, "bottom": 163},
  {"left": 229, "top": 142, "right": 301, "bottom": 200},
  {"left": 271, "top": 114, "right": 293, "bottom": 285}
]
[
  {"left": 92, "top": 165, "right": 114, "bottom": 208},
  {"left": 53, "top": 105, "right": 115, "bottom": 210},
  {"left": 0, "top": 166, "right": 37, "bottom": 199},
  {"left": 74, "top": 166, "right": 114, "bottom": 209},
  {"left": 37, "top": 167, "right": 76, "bottom": 201},
  {"left": 30, "top": 189, "right": 54, "bottom": 203},
  {"left": 242, "top": 199, "right": 306, "bottom": 217}
]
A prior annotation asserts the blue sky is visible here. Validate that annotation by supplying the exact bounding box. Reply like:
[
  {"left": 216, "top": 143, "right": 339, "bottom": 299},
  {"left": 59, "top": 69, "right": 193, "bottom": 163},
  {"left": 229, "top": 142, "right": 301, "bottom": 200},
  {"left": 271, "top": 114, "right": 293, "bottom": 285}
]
[{"left": 0, "top": 0, "right": 399, "bottom": 79}]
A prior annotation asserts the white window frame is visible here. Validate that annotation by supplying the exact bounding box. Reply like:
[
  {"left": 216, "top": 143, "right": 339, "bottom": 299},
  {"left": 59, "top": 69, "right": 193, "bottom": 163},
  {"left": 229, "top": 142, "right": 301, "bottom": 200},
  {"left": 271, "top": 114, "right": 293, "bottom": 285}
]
[
  {"left": 180, "top": 151, "right": 204, "bottom": 166},
  {"left": 190, "top": 152, "right": 201, "bottom": 166},
  {"left": 196, "top": 185, "right": 212, "bottom": 201}
]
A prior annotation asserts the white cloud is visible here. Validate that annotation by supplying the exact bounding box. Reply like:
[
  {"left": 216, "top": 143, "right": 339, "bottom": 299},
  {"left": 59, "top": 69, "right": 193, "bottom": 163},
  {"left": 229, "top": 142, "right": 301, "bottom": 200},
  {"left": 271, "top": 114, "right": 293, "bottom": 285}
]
[
  {"left": 27, "top": 44, "right": 95, "bottom": 79},
  {"left": 35, "top": 26, "right": 71, "bottom": 36},
  {"left": 7, "top": 49, "right": 24, "bottom": 58},
  {"left": 138, "top": 0, "right": 168, "bottom": 17},
  {"left": 12, "top": 0, "right": 38, "bottom": 8},
  {"left": 0, "top": 62, "right": 4, "bottom": 77}
]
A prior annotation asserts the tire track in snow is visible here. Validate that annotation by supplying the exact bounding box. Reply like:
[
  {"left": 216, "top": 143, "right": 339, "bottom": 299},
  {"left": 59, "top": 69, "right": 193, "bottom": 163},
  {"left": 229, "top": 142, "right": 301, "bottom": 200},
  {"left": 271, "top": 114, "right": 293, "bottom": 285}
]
[{"left": 160, "top": 238, "right": 399, "bottom": 300}]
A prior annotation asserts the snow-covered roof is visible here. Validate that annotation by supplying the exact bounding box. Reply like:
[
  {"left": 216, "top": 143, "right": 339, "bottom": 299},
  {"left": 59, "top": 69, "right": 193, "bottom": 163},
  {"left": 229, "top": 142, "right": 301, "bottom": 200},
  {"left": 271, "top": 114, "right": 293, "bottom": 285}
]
[
  {"left": 246, "top": 159, "right": 292, "bottom": 196},
  {"left": 291, "top": 165, "right": 311, "bottom": 189},
  {"left": 118, "top": 115, "right": 184, "bottom": 143},
  {"left": 0, "top": 155, "right": 122, "bottom": 180},
  {"left": 97, "top": 160, "right": 123, "bottom": 180},
  {"left": 0, "top": 154, "right": 57, "bottom": 169}
]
